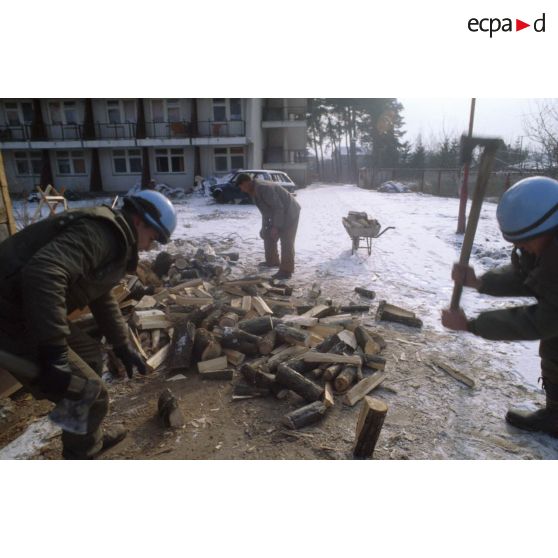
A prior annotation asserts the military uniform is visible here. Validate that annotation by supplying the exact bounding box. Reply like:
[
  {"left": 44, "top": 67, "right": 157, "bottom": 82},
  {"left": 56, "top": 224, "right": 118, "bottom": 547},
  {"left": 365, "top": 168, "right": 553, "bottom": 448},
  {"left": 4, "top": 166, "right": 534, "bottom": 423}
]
[
  {"left": 253, "top": 181, "right": 301, "bottom": 274},
  {"left": 0, "top": 206, "right": 138, "bottom": 458},
  {"left": 467, "top": 238, "right": 558, "bottom": 385}
]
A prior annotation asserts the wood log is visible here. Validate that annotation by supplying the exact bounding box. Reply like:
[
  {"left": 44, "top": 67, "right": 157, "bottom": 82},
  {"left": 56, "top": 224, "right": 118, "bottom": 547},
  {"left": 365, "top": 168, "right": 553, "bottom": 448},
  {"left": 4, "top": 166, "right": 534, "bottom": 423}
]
[
  {"left": 323, "top": 363, "right": 342, "bottom": 382},
  {"left": 222, "top": 348, "right": 245, "bottom": 367},
  {"left": 223, "top": 277, "right": 265, "bottom": 286},
  {"left": 354, "top": 326, "right": 384, "bottom": 355},
  {"left": 132, "top": 309, "right": 171, "bottom": 330},
  {"left": 169, "top": 278, "right": 204, "bottom": 292},
  {"left": 363, "top": 354, "right": 387, "bottom": 371},
  {"left": 276, "top": 363, "right": 324, "bottom": 402},
  {"left": 309, "top": 324, "right": 343, "bottom": 339},
  {"left": 180, "top": 303, "right": 219, "bottom": 327},
  {"left": 344, "top": 371, "right": 388, "bottom": 407},
  {"left": 275, "top": 323, "right": 309, "bottom": 346},
  {"left": 197, "top": 355, "right": 228, "bottom": 374},
  {"left": 239, "top": 363, "right": 276, "bottom": 389},
  {"left": 146, "top": 344, "right": 170, "bottom": 371},
  {"left": 199, "top": 367, "right": 234, "bottom": 380},
  {"left": 232, "top": 383, "right": 270, "bottom": 399},
  {"left": 215, "top": 326, "right": 263, "bottom": 346},
  {"left": 128, "top": 325, "right": 148, "bottom": 361},
  {"left": 152, "top": 252, "right": 174, "bottom": 278},
  {"left": 193, "top": 328, "right": 222, "bottom": 361},
  {"left": 339, "top": 304, "right": 370, "bottom": 314},
  {"left": 337, "top": 330, "right": 358, "bottom": 350},
  {"left": 237, "top": 316, "right": 279, "bottom": 335},
  {"left": 257, "top": 329, "right": 277, "bottom": 355},
  {"left": 334, "top": 365, "right": 358, "bottom": 393},
  {"left": 231, "top": 297, "right": 243, "bottom": 309},
  {"left": 236, "top": 341, "right": 260, "bottom": 356},
  {"left": 376, "top": 300, "right": 423, "bottom": 328},
  {"left": 219, "top": 311, "right": 239, "bottom": 328},
  {"left": 200, "top": 309, "right": 223, "bottom": 331},
  {"left": 252, "top": 296, "right": 273, "bottom": 316},
  {"left": 301, "top": 304, "right": 336, "bottom": 319},
  {"left": 302, "top": 352, "right": 362, "bottom": 366},
  {"left": 315, "top": 333, "right": 341, "bottom": 353},
  {"left": 267, "top": 345, "right": 308, "bottom": 372},
  {"left": 323, "top": 382, "right": 335, "bottom": 408},
  {"left": 173, "top": 295, "right": 214, "bottom": 306},
  {"left": 354, "top": 287, "right": 376, "bottom": 299},
  {"left": 319, "top": 314, "right": 353, "bottom": 326},
  {"left": 353, "top": 397, "right": 388, "bottom": 459},
  {"left": 282, "top": 401, "right": 328, "bottom": 430},
  {"left": 281, "top": 315, "right": 319, "bottom": 328},
  {"left": 157, "top": 388, "right": 185, "bottom": 428},
  {"left": 168, "top": 320, "right": 196, "bottom": 371},
  {"left": 241, "top": 296, "right": 252, "bottom": 312}
]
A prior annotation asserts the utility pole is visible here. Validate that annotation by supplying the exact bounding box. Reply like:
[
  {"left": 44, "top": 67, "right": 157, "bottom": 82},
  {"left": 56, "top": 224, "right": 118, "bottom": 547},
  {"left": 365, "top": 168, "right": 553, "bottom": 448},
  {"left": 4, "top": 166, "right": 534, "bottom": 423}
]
[
  {"left": 457, "top": 98, "right": 476, "bottom": 234},
  {"left": 0, "top": 150, "right": 17, "bottom": 242}
]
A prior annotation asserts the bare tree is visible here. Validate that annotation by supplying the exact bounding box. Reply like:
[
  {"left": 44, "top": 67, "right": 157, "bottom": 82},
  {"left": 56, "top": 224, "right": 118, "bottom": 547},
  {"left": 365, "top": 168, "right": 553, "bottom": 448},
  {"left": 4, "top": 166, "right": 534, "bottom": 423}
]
[{"left": 524, "top": 99, "right": 558, "bottom": 171}]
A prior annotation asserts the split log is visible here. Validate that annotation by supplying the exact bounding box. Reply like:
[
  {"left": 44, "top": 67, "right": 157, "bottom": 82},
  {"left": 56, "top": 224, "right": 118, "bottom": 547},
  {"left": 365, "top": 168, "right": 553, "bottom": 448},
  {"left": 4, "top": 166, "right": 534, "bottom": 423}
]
[
  {"left": 376, "top": 300, "right": 423, "bottom": 328},
  {"left": 132, "top": 309, "right": 171, "bottom": 330},
  {"left": 252, "top": 296, "right": 273, "bottom": 316},
  {"left": 276, "top": 363, "right": 324, "bottom": 402},
  {"left": 236, "top": 342, "right": 260, "bottom": 356},
  {"left": 334, "top": 365, "right": 358, "bottom": 393},
  {"left": 168, "top": 320, "right": 196, "bottom": 371},
  {"left": 216, "top": 326, "right": 262, "bottom": 346},
  {"left": 337, "top": 330, "right": 358, "bottom": 350},
  {"left": 219, "top": 312, "right": 239, "bottom": 328},
  {"left": 237, "top": 316, "right": 279, "bottom": 335},
  {"left": 241, "top": 296, "right": 252, "bottom": 312},
  {"left": 222, "top": 348, "right": 245, "bottom": 367},
  {"left": 232, "top": 383, "right": 270, "bottom": 399},
  {"left": 354, "top": 287, "right": 376, "bottom": 299},
  {"left": 197, "top": 355, "right": 228, "bottom": 374},
  {"left": 302, "top": 352, "right": 362, "bottom": 366},
  {"left": 146, "top": 344, "right": 170, "bottom": 371},
  {"left": 267, "top": 345, "right": 308, "bottom": 372},
  {"left": 240, "top": 363, "right": 276, "bottom": 389},
  {"left": 128, "top": 326, "right": 148, "bottom": 361},
  {"left": 323, "top": 382, "right": 335, "bottom": 408},
  {"left": 200, "top": 309, "right": 224, "bottom": 331},
  {"left": 199, "top": 367, "right": 234, "bottom": 381},
  {"left": 223, "top": 277, "right": 265, "bottom": 286},
  {"left": 309, "top": 324, "right": 343, "bottom": 339},
  {"left": 319, "top": 314, "right": 353, "bottom": 326},
  {"left": 275, "top": 323, "right": 309, "bottom": 346},
  {"left": 281, "top": 315, "right": 319, "bottom": 328},
  {"left": 169, "top": 278, "right": 204, "bottom": 292},
  {"left": 157, "top": 388, "right": 185, "bottom": 428},
  {"left": 173, "top": 295, "right": 214, "bottom": 306},
  {"left": 152, "top": 252, "right": 174, "bottom": 278},
  {"left": 344, "top": 371, "right": 388, "bottom": 407},
  {"left": 323, "top": 363, "right": 342, "bottom": 382},
  {"left": 353, "top": 397, "right": 388, "bottom": 459},
  {"left": 257, "top": 329, "right": 277, "bottom": 355},
  {"left": 339, "top": 304, "right": 370, "bottom": 314},
  {"left": 430, "top": 359, "right": 475, "bottom": 388},
  {"left": 308, "top": 367, "right": 324, "bottom": 380},
  {"left": 301, "top": 304, "right": 336, "bottom": 319},
  {"left": 193, "top": 328, "right": 222, "bottom": 361},
  {"left": 354, "top": 326, "right": 384, "bottom": 355},
  {"left": 181, "top": 303, "right": 219, "bottom": 327},
  {"left": 282, "top": 401, "right": 328, "bottom": 430},
  {"left": 151, "top": 329, "right": 161, "bottom": 351},
  {"left": 315, "top": 333, "right": 341, "bottom": 353},
  {"left": 363, "top": 354, "right": 387, "bottom": 371}
]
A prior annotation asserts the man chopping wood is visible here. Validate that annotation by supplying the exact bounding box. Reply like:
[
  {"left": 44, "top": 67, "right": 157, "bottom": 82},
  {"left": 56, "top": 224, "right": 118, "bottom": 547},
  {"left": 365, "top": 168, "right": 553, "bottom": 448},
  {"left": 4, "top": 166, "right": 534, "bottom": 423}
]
[
  {"left": 0, "top": 190, "right": 177, "bottom": 458},
  {"left": 236, "top": 173, "right": 301, "bottom": 280},
  {"left": 442, "top": 176, "right": 558, "bottom": 437}
]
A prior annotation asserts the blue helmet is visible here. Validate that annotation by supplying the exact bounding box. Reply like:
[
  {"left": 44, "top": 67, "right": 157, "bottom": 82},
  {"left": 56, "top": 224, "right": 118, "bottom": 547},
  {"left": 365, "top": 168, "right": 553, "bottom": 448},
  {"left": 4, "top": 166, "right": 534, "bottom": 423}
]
[
  {"left": 124, "top": 190, "right": 177, "bottom": 244},
  {"left": 497, "top": 176, "right": 558, "bottom": 242}
]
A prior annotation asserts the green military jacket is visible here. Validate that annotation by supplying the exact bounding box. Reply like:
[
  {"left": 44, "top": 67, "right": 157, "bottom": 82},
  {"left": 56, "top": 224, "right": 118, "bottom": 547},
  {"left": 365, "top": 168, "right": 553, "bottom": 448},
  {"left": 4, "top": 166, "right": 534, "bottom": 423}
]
[
  {"left": 0, "top": 206, "right": 138, "bottom": 349},
  {"left": 253, "top": 180, "right": 301, "bottom": 230},
  {"left": 468, "top": 239, "right": 558, "bottom": 341}
]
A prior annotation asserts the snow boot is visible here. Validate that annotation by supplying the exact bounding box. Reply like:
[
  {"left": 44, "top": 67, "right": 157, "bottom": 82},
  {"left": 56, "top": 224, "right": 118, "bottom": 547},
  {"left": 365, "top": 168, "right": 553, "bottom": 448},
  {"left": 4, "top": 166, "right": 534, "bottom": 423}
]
[
  {"left": 271, "top": 270, "right": 292, "bottom": 280},
  {"left": 258, "top": 261, "right": 279, "bottom": 268},
  {"left": 505, "top": 378, "right": 558, "bottom": 437}
]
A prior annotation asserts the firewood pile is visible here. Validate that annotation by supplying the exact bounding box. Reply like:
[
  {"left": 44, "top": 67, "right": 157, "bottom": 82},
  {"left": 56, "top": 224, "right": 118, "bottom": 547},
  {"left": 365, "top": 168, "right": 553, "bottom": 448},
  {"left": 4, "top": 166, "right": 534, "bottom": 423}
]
[{"left": 71, "top": 244, "right": 422, "bottom": 433}]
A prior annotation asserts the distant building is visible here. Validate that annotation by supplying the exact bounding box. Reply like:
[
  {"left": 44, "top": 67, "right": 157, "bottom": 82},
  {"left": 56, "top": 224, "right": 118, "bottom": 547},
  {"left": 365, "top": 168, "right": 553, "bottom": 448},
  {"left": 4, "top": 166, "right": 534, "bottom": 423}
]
[{"left": 0, "top": 98, "right": 308, "bottom": 193}]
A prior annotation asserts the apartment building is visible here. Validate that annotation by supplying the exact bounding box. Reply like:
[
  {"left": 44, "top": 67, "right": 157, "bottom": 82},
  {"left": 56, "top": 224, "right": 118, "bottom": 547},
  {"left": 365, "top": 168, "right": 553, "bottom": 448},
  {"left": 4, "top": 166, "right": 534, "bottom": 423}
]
[{"left": 0, "top": 98, "right": 308, "bottom": 194}]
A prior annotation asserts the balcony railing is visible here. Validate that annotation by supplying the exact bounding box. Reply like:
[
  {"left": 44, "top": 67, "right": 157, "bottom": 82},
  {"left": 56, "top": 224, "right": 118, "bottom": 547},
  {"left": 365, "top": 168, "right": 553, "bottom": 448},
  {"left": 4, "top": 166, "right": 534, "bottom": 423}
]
[
  {"left": 265, "top": 149, "right": 308, "bottom": 164},
  {"left": 263, "top": 106, "right": 307, "bottom": 122},
  {"left": 144, "top": 121, "right": 191, "bottom": 139},
  {"left": 196, "top": 120, "right": 245, "bottom": 137},
  {"left": 95, "top": 122, "right": 137, "bottom": 139},
  {"left": 0, "top": 124, "right": 29, "bottom": 141}
]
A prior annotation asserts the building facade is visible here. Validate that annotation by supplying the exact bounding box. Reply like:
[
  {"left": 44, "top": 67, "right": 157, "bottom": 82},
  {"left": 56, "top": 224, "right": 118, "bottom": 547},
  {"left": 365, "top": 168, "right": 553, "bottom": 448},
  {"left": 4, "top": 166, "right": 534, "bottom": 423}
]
[{"left": 0, "top": 98, "right": 308, "bottom": 194}]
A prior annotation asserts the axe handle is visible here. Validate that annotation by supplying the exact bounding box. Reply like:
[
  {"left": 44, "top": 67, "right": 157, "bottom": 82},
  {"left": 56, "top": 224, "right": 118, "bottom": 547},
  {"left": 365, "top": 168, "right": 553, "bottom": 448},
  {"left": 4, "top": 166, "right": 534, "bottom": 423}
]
[
  {"left": 450, "top": 146, "right": 499, "bottom": 310},
  {"left": 0, "top": 349, "right": 40, "bottom": 383}
]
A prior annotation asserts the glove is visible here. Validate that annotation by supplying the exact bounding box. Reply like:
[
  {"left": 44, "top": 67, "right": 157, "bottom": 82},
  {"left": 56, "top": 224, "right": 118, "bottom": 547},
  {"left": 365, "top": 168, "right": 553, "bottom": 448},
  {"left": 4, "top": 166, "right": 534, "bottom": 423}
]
[
  {"left": 113, "top": 343, "right": 147, "bottom": 379},
  {"left": 37, "top": 345, "right": 74, "bottom": 396}
]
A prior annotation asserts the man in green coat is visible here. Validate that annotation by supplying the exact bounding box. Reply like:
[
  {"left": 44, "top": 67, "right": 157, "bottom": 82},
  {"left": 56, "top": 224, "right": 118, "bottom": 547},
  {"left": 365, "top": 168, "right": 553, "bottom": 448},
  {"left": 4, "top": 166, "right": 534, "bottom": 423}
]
[
  {"left": 442, "top": 176, "right": 558, "bottom": 437},
  {"left": 236, "top": 173, "right": 301, "bottom": 280},
  {"left": 0, "top": 190, "right": 177, "bottom": 458}
]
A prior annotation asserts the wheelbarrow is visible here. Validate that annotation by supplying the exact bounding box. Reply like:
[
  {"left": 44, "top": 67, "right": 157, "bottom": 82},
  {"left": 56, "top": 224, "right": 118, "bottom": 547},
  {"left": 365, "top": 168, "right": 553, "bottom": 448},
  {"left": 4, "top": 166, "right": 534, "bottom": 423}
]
[{"left": 342, "top": 211, "right": 395, "bottom": 255}]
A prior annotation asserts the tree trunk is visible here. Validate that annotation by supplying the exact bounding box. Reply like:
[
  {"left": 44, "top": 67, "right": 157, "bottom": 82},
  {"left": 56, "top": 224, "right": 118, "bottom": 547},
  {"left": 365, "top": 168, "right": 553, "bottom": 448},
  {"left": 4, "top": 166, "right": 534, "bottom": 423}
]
[
  {"left": 353, "top": 396, "right": 388, "bottom": 459},
  {"left": 276, "top": 364, "right": 324, "bottom": 402}
]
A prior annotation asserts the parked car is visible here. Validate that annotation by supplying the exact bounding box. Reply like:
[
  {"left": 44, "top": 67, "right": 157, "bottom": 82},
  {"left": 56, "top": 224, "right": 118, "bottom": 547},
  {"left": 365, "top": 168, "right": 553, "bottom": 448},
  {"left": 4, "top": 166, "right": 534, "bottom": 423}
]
[{"left": 210, "top": 170, "right": 297, "bottom": 204}]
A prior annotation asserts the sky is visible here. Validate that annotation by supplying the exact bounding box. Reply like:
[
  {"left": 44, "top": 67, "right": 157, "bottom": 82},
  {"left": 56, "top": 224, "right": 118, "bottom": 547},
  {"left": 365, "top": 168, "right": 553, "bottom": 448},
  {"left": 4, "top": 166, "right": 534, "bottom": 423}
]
[{"left": 398, "top": 98, "right": 543, "bottom": 148}]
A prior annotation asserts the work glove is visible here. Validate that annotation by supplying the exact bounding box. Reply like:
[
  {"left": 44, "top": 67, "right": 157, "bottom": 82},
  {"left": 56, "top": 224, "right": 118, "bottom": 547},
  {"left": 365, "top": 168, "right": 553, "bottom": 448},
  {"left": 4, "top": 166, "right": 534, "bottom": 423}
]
[
  {"left": 37, "top": 345, "right": 74, "bottom": 397},
  {"left": 113, "top": 343, "right": 147, "bottom": 379}
]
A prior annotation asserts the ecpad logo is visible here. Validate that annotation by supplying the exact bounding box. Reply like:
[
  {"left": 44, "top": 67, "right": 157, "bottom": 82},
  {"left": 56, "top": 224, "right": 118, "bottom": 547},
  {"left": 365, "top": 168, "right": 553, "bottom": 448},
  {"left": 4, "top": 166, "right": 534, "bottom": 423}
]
[{"left": 468, "top": 13, "right": 546, "bottom": 37}]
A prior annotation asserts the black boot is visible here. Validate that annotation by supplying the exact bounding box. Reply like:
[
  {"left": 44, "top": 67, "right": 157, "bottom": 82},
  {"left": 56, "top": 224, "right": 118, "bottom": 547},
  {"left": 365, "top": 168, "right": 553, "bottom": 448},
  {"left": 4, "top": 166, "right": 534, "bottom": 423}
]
[{"left": 505, "top": 378, "right": 558, "bottom": 437}]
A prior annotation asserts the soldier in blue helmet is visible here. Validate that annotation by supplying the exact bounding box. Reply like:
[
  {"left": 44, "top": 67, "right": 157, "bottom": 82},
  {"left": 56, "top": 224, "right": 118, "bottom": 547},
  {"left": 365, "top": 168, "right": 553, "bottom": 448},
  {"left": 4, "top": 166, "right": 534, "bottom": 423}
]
[
  {"left": 443, "top": 176, "right": 558, "bottom": 436},
  {"left": 0, "top": 189, "right": 177, "bottom": 458}
]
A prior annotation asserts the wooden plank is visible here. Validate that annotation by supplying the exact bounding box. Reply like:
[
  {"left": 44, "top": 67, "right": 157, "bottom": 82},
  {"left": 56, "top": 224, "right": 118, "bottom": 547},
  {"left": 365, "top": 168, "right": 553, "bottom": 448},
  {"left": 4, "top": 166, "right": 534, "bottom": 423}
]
[
  {"left": 197, "top": 355, "right": 228, "bottom": 374},
  {"left": 430, "top": 359, "right": 475, "bottom": 388},
  {"left": 301, "top": 352, "right": 362, "bottom": 366},
  {"left": 343, "top": 371, "right": 388, "bottom": 407}
]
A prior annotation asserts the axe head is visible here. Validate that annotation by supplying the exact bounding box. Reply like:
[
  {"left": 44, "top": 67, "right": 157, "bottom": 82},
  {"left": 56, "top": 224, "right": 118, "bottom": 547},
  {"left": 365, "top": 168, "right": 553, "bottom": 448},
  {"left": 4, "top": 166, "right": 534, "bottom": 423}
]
[{"left": 460, "top": 135, "right": 503, "bottom": 165}]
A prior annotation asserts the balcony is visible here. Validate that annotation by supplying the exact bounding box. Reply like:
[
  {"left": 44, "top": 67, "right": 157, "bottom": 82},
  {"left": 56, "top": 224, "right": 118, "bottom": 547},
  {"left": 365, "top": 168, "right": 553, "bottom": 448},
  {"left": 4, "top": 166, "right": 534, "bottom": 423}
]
[
  {"left": 263, "top": 106, "right": 307, "bottom": 122},
  {"left": 196, "top": 120, "right": 245, "bottom": 138}
]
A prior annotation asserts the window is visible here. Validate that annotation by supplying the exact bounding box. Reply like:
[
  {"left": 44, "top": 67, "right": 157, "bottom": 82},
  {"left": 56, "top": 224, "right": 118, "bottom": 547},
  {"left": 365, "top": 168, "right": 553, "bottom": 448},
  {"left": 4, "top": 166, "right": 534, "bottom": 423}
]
[
  {"left": 212, "top": 99, "right": 242, "bottom": 122},
  {"left": 151, "top": 99, "right": 181, "bottom": 123},
  {"left": 14, "top": 151, "right": 42, "bottom": 175},
  {"left": 107, "top": 100, "right": 137, "bottom": 124},
  {"left": 155, "top": 148, "right": 185, "bottom": 173},
  {"left": 113, "top": 149, "right": 142, "bottom": 174},
  {"left": 4, "top": 101, "right": 33, "bottom": 125},
  {"left": 56, "top": 150, "right": 86, "bottom": 175},
  {"left": 214, "top": 147, "right": 245, "bottom": 173},
  {"left": 49, "top": 101, "right": 79, "bottom": 124}
]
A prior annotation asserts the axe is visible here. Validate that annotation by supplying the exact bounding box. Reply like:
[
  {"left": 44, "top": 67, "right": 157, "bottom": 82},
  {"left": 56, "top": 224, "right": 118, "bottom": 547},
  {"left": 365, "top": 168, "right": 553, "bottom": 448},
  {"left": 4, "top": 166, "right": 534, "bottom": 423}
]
[{"left": 449, "top": 135, "right": 503, "bottom": 310}]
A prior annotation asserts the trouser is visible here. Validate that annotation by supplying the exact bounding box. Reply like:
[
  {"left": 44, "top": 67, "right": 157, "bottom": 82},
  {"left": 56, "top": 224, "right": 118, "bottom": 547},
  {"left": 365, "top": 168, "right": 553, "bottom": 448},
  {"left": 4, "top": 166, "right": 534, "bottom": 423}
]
[
  {"left": 540, "top": 337, "right": 558, "bottom": 390},
  {"left": 262, "top": 214, "right": 300, "bottom": 274},
  {"left": 0, "top": 322, "right": 108, "bottom": 459}
]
